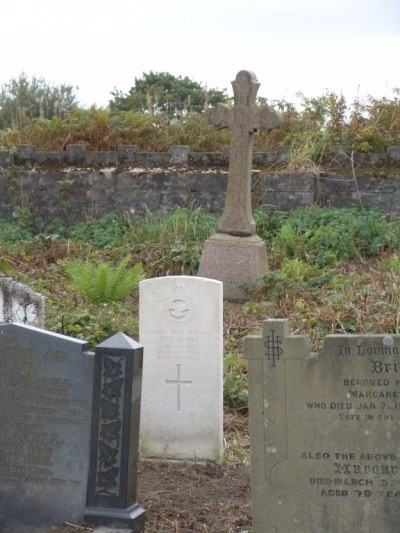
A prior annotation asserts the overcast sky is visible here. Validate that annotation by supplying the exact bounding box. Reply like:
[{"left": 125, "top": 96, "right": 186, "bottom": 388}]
[{"left": 1, "top": 0, "right": 399, "bottom": 108}]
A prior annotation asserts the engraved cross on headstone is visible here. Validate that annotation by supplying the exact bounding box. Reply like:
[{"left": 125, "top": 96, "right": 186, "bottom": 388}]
[
  {"left": 166, "top": 363, "right": 192, "bottom": 411},
  {"left": 205, "top": 70, "right": 282, "bottom": 237}
]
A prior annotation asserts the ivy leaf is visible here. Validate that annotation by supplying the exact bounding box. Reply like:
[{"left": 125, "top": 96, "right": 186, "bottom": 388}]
[
  {"left": 97, "top": 467, "right": 119, "bottom": 491},
  {"left": 103, "top": 356, "right": 123, "bottom": 380},
  {"left": 100, "top": 398, "right": 120, "bottom": 420},
  {"left": 102, "top": 378, "right": 124, "bottom": 399},
  {"left": 100, "top": 420, "right": 121, "bottom": 443},
  {"left": 98, "top": 441, "right": 119, "bottom": 466}
]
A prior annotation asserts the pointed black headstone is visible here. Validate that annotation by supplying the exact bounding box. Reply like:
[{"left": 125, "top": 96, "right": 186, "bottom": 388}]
[{"left": 85, "top": 332, "right": 145, "bottom": 532}]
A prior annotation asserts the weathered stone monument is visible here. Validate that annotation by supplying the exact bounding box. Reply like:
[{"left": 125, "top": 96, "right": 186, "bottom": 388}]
[
  {"left": 0, "top": 323, "right": 144, "bottom": 530},
  {"left": 245, "top": 319, "right": 400, "bottom": 532},
  {"left": 0, "top": 277, "right": 45, "bottom": 327},
  {"left": 198, "top": 70, "right": 282, "bottom": 301},
  {"left": 139, "top": 276, "right": 223, "bottom": 462}
]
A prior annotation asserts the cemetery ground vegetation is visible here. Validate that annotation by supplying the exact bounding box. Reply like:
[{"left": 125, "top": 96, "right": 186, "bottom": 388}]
[{"left": 1, "top": 204, "right": 400, "bottom": 532}]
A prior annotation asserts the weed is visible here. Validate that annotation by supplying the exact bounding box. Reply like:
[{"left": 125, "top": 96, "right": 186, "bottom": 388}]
[
  {"left": 224, "top": 354, "right": 248, "bottom": 410},
  {"left": 67, "top": 212, "right": 133, "bottom": 248},
  {"left": 0, "top": 214, "right": 34, "bottom": 245},
  {"left": 275, "top": 206, "right": 391, "bottom": 266}
]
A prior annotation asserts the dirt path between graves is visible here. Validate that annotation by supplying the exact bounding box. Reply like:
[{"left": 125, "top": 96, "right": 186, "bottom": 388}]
[{"left": 2, "top": 412, "right": 251, "bottom": 533}]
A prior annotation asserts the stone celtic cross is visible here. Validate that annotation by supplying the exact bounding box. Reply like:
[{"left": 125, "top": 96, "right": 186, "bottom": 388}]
[{"left": 205, "top": 70, "right": 282, "bottom": 237}]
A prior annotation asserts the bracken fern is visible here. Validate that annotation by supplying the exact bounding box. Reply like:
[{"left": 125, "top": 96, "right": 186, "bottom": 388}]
[{"left": 63, "top": 254, "right": 144, "bottom": 304}]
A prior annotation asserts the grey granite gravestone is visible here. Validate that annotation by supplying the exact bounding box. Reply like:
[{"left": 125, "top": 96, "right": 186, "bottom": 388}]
[
  {"left": 85, "top": 333, "right": 145, "bottom": 532},
  {"left": 198, "top": 70, "right": 282, "bottom": 301},
  {"left": 0, "top": 323, "right": 94, "bottom": 527},
  {"left": 244, "top": 319, "right": 400, "bottom": 532}
]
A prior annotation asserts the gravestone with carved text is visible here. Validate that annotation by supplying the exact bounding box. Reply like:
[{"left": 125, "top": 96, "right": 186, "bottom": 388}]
[
  {"left": 139, "top": 276, "right": 223, "bottom": 462},
  {"left": 244, "top": 319, "right": 400, "bottom": 532},
  {"left": 0, "top": 323, "right": 94, "bottom": 526},
  {"left": 198, "top": 70, "right": 281, "bottom": 301}
]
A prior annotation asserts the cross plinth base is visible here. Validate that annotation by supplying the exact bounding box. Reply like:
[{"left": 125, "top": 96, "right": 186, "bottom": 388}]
[
  {"left": 84, "top": 503, "right": 145, "bottom": 532},
  {"left": 198, "top": 233, "right": 267, "bottom": 301}
]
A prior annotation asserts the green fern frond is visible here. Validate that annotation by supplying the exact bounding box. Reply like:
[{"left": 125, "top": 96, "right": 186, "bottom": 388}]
[{"left": 63, "top": 255, "right": 144, "bottom": 303}]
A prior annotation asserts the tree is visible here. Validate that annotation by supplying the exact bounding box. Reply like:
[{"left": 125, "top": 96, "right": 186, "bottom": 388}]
[
  {"left": 109, "top": 71, "right": 230, "bottom": 118},
  {"left": 0, "top": 73, "right": 78, "bottom": 129}
]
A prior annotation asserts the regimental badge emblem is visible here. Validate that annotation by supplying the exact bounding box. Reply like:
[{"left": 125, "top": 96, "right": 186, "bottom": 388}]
[{"left": 163, "top": 285, "right": 195, "bottom": 325}]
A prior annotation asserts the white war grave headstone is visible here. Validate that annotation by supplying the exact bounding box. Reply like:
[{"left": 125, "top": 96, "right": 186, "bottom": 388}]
[
  {"left": 244, "top": 318, "right": 400, "bottom": 532},
  {"left": 139, "top": 276, "right": 223, "bottom": 462},
  {"left": 198, "top": 70, "right": 282, "bottom": 301}
]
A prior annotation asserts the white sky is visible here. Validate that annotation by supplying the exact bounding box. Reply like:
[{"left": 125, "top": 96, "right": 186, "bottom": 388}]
[{"left": 1, "top": 0, "right": 399, "bottom": 108}]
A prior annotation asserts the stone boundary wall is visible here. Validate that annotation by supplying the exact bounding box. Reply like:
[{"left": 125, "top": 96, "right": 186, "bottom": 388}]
[{"left": 1, "top": 144, "right": 400, "bottom": 225}]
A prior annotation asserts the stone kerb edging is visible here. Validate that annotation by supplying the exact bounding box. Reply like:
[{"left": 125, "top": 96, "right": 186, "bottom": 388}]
[{"left": 1, "top": 144, "right": 400, "bottom": 169}]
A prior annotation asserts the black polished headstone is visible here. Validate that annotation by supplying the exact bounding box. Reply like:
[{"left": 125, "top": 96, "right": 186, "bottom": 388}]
[
  {"left": 85, "top": 333, "right": 145, "bottom": 532},
  {"left": 0, "top": 323, "right": 94, "bottom": 527}
]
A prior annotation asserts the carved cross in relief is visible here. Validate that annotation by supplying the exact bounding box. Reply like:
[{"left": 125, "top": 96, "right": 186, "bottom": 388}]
[
  {"left": 205, "top": 70, "right": 282, "bottom": 237},
  {"left": 166, "top": 363, "right": 192, "bottom": 412}
]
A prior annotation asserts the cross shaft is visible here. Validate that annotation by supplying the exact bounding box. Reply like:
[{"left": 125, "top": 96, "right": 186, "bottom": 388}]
[{"left": 205, "top": 70, "right": 281, "bottom": 237}]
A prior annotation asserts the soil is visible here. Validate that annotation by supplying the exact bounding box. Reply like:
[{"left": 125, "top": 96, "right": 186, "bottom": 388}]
[
  {"left": 137, "top": 458, "right": 251, "bottom": 533},
  {"left": 1, "top": 412, "right": 252, "bottom": 533}
]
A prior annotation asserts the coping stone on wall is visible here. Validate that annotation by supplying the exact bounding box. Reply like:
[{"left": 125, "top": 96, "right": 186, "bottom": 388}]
[
  {"left": 169, "top": 145, "right": 190, "bottom": 165},
  {"left": 66, "top": 144, "right": 86, "bottom": 164},
  {"left": 33, "top": 151, "right": 66, "bottom": 165},
  {"left": 135, "top": 152, "right": 174, "bottom": 167},
  {"left": 5, "top": 144, "right": 400, "bottom": 170},
  {"left": 0, "top": 151, "right": 11, "bottom": 165},
  {"left": 387, "top": 146, "right": 400, "bottom": 162},
  {"left": 85, "top": 151, "right": 118, "bottom": 166},
  {"left": 118, "top": 145, "right": 137, "bottom": 163},
  {"left": 188, "top": 152, "right": 228, "bottom": 167},
  {"left": 15, "top": 144, "right": 35, "bottom": 164}
]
